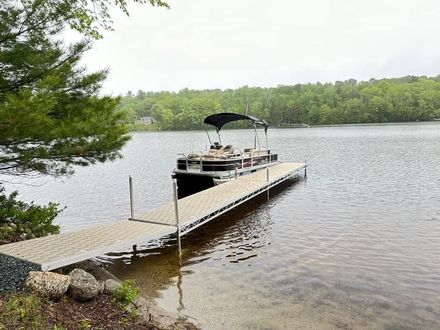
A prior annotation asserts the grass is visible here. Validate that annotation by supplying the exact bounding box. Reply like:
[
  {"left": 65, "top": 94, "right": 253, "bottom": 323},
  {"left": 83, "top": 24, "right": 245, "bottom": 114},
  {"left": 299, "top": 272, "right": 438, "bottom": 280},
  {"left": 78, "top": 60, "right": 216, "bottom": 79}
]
[{"left": 0, "top": 292, "right": 46, "bottom": 329}]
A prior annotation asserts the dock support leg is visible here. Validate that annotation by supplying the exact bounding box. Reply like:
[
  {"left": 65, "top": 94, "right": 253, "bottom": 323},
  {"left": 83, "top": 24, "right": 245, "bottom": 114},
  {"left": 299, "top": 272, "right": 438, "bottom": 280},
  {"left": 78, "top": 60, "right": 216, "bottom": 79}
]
[
  {"left": 266, "top": 168, "right": 270, "bottom": 200},
  {"left": 133, "top": 245, "right": 137, "bottom": 255},
  {"left": 129, "top": 175, "right": 134, "bottom": 219},
  {"left": 304, "top": 158, "right": 307, "bottom": 177},
  {"left": 173, "top": 179, "right": 182, "bottom": 258}
]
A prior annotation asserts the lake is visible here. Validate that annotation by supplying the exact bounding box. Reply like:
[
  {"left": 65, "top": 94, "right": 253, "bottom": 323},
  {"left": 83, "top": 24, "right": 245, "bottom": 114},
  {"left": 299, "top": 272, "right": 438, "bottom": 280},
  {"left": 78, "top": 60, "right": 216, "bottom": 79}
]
[{"left": 4, "top": 123, "right": 440, "bottom": 329}]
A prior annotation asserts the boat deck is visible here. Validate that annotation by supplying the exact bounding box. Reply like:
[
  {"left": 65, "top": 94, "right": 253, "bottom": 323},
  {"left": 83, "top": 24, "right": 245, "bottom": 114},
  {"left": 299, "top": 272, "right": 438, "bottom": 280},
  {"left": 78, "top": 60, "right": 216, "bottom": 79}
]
[{"left": 0, "top": 162, "right": 306, "bottom": 270}]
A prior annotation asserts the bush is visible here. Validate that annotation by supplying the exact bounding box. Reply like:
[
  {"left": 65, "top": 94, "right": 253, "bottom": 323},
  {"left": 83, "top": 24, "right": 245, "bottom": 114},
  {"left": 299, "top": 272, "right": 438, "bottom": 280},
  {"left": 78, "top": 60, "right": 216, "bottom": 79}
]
[
  {"left": 0, "top": 186, "right": 62, "bottom": 244},
  {"left": 112, "top": 280, "right": 140, "bottom": 307}
]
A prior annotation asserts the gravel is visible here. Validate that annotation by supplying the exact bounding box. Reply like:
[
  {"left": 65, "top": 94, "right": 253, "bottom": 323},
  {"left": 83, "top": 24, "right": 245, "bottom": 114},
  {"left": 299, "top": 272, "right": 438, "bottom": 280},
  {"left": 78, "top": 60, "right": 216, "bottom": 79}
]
[{"left": 0, "top": 253, "right": 40, "bottom": 292}]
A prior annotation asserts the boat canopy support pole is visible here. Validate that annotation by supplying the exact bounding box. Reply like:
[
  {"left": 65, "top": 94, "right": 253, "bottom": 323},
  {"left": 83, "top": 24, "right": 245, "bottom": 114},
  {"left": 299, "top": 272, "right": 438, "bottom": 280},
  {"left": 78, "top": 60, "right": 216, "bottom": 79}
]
[
  {"left": 204, "top": 125, "right": 212, "bottom": 146},
  {"left": 265, "top": 131, "right": 269, "bottom": 149},
  {"left": 253, "top": 124, "right": 261, "bottom": 148},
  {"left": 173, "top": 179, "right": 182, "bottom": 258}
]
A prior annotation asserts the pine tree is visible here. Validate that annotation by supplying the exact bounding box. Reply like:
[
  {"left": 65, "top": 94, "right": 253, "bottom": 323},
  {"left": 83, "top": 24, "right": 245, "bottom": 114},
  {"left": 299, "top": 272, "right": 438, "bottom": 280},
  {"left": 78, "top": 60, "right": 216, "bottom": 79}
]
[{"left": 0, "top": 0, "right": 166, "bottom": 177}]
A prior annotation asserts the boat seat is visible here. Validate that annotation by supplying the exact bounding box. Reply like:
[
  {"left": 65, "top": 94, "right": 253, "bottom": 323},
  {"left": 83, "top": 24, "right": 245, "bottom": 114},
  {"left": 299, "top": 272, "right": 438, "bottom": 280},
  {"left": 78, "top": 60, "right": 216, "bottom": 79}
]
[{"left": 223, "top": 145, "right": 234, "bottom": 153}]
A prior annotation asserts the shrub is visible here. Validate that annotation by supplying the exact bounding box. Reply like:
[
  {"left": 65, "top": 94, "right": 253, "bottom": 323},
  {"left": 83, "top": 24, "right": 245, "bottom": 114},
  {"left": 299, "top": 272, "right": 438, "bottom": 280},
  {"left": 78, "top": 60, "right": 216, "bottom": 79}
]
[
  {"left": 112, "top": 280, "right": 140, "bottom": 307},
  {"left": 0, "top": 186, "right": 62, "bottom": 244}
]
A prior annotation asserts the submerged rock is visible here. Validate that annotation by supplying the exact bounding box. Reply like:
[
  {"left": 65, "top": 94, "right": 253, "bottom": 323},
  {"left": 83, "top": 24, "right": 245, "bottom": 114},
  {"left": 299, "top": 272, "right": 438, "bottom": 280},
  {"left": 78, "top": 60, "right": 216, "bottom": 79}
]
[
  {"left": 104, "top": 279, "right": 121, "bottom": 294},
  {"left": 25, "top": 271, "right": 71, "bottom": 300},
  {"left": 68, "top": 268, "right": 100, "bottom": 301}
]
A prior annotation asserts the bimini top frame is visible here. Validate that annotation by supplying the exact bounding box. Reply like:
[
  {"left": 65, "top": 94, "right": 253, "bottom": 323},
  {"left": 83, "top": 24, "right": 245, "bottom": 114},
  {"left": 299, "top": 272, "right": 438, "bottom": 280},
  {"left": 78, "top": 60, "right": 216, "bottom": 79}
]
[{"left": 203, "top": 112, "right": 269, "bottom": 148}]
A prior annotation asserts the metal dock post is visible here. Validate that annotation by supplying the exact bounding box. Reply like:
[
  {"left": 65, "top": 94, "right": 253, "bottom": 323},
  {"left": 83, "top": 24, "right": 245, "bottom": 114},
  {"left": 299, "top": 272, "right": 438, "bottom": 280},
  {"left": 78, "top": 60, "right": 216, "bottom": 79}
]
[
  {"left": 173, "top": 179, "right": 182, "bottom": 257},
  {"left": 304, "top": 158, "right": 307, "bottom": 177},
  {"left": 129, "top": 175, "right": 134, "bottom": 219},
  {"left": 266, "top": 167, "right": 270, "bottom": 199},
  {"left": 129, "top": 175, "right": 137, "bottom": 253}
]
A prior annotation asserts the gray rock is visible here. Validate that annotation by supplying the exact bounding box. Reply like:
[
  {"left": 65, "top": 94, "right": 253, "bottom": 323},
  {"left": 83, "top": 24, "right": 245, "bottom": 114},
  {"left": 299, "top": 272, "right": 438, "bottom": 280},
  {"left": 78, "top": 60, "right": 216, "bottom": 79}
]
[
  {"left": 25, "top": 271, "right": 71, "bottom": 300},
  {"left": 98, "top": 280, "right": 105, "bottom": 295},
  {"left": 68, "top": 268, "right": 100, "bottom": 301},
  {"left": 104, "top": 279, "right": 121, "bottom": 294},
  {"left": 0, "top": 254, "right": 40, "bottom": 292}
]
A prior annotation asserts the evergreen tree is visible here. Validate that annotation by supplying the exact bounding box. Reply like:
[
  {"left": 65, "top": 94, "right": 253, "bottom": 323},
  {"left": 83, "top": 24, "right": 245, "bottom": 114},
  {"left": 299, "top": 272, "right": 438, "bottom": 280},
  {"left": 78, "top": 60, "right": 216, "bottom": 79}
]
[{"left": 0, "top": 0, "right": 167, "bottom": 177}]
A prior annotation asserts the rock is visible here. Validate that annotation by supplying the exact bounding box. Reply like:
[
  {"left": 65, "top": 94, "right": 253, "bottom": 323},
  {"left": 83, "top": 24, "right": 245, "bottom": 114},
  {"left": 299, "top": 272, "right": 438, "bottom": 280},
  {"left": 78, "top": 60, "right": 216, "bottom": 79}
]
[
  {"left": 104, "top": 279, "right": 121, "bottom": 294},
  {"left": 68, "top": 268, "right": 100, "bottom": 301},
  {"left": 25, "top": 271, "right": 71, "bottom": 300},
  {"left": 98, "top": 281, "right": 105, "bottom": 295},
  {"left": 0, "top": 254, "right": 40, "bottom": 293}
]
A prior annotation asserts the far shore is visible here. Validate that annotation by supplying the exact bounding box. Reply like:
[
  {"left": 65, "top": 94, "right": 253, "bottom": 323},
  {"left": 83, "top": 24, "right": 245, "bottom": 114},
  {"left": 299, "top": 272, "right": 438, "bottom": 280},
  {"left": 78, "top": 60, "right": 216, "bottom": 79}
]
[{"left": 129, "top": 119, "right": 440, "bottom": 133}]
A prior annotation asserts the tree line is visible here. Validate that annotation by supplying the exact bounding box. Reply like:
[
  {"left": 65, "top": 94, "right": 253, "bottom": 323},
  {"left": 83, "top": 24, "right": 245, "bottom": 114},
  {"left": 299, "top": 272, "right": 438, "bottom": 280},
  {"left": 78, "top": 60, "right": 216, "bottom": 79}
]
[{"left": 119, "top": 75, "right": 440, "bottom": 130}]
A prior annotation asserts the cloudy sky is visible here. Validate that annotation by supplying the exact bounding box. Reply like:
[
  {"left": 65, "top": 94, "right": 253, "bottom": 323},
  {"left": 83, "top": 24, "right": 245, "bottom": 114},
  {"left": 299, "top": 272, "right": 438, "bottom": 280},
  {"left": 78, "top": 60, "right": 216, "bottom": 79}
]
[{"left": 81, "top": 0, "right": 440, "bottom": 95}]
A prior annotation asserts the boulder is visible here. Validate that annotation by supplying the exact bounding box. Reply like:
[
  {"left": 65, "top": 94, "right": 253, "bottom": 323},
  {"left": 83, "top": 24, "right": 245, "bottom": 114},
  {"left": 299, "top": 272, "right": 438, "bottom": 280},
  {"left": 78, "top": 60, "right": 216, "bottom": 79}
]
[
  {"left": 104, "top": 279, "right": 121, "bottom": 294},
  {"left": 25, "top": 271, "right": 70, "bottom": 300},
  {"left": 98, "top": 281, "right": 105, "bottom": 295},
  {"left": 68, "top": 268, "right": 100, "bottom": 301}
]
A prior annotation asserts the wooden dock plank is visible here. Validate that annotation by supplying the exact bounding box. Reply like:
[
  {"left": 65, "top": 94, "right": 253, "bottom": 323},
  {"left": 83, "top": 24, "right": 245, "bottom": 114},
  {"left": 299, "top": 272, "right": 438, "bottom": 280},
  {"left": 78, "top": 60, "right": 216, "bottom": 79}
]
[{"left": 0, "top": 162, "right": 305, "bottom": 270}]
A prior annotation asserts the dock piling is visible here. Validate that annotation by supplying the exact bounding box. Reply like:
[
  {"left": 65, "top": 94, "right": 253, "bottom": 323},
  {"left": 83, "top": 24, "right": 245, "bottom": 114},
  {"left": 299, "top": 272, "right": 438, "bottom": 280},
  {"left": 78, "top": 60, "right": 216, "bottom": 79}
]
[
  {"left": 129, "top": 175, "right": 134, "bottom": 219},
  {"left": 266, "top": 167, "right": 270, "bottom": 199},
  {"left": 304, "top": 158, "right": 307, "bottom": 177},
  {"left": 173, "top": 179, "right": 182, "bottom": 257}
]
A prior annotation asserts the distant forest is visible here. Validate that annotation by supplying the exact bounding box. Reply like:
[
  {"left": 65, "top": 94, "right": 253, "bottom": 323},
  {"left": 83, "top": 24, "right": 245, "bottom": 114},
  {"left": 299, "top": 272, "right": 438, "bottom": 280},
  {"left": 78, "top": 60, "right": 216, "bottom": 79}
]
[{"left": 118, "top": 75, "right": 440, "bottom": 130}]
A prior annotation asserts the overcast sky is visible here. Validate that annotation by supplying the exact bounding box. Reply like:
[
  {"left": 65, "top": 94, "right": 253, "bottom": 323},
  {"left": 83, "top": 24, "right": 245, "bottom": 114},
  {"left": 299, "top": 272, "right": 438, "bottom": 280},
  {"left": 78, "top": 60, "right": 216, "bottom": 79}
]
[{"left": 80, "top": 0, "right": 440, "bottom": 95}]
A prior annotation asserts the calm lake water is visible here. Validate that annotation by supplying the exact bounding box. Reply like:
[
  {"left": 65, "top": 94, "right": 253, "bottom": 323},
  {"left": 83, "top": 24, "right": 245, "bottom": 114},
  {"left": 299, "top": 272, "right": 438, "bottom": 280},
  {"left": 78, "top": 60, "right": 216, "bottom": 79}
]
[{"left": 4, "top": 123, "right": 440, "bottom": 329}]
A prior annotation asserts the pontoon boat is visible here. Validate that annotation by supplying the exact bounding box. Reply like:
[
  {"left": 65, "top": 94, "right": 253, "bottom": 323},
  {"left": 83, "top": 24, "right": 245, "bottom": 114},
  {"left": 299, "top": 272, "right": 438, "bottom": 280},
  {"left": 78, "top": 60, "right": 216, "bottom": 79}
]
[{"left": 173, "top": 113, "right": 279, "bottom": 196}]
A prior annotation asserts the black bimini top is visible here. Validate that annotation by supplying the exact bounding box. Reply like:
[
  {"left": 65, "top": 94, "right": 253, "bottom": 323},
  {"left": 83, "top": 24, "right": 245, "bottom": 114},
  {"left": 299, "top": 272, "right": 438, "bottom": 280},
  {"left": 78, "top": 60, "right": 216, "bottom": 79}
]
[{"left": 204, "top": 112, "right": 269, "bottom": 132}]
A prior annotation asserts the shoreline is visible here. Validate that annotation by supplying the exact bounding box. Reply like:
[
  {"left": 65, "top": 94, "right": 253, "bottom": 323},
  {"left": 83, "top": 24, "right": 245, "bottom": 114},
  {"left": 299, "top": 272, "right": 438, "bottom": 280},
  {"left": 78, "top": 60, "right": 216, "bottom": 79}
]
[
  {"left": 128, "top": 120, "right": 440, "bottom": 133},
  {"left": 61, "top": 259, "right": 200, "bottom": 330},
  {"left": 0, "top": 252, "right": 200, "bottom": 329}
]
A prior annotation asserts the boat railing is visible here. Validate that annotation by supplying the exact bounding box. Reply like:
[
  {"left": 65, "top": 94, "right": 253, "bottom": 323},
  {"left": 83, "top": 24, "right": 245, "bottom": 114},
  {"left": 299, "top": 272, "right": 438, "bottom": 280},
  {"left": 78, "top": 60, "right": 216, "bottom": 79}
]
[
  {"left": 178, "top": 151, "right": 278, "bottom": 172},
  {"left": 178, "top": 152, "right": 205, "bottom": 171}
]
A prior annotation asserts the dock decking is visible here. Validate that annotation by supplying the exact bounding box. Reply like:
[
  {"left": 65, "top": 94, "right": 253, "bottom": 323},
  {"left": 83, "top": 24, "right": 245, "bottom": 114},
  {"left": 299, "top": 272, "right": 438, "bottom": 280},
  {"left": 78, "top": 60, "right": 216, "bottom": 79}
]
[{"left": 0, "top": 162, "right": 305, "bottom": 270}]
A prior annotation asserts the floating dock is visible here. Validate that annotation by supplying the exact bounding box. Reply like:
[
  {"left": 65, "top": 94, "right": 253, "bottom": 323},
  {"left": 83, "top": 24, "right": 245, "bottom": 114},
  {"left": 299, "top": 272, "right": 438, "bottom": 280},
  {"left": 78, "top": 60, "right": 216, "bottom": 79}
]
[{"left": 0, "top": 162, "right": 306, "bottom": 271}]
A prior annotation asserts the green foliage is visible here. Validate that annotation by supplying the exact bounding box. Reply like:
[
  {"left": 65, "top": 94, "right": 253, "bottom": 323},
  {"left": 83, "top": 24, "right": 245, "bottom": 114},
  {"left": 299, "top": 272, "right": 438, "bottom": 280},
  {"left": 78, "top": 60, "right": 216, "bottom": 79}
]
[
  {"left": 0, "top": 186, "right": 61, "bottom": 244},
  {"left": 79, "top": 319, "right": 91, "bottom": 330},
  {"left": 0, "top": 293, "right": 45, "bottom": 329},
  {"left": 118, "top": 76, "right": 440, "bottom": 130},
  {"left": 112, "top": 280, "right": 140, "bottom": 307},
  {"left": 52, "top": 325, "right": 65, "bottom": 330},
  {"left": 0, "top": 1, "right": 132, "bottom": 177}
]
